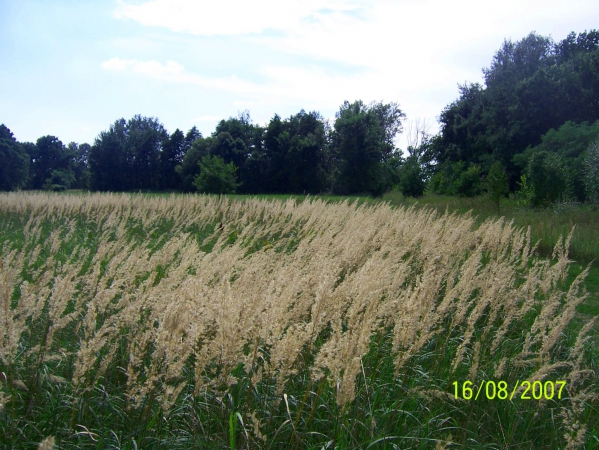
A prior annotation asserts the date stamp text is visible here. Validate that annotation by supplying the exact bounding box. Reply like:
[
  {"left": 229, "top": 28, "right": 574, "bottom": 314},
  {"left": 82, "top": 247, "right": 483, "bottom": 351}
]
[{"left": 452, "top": 380, "right": 567, "bottom": 400}]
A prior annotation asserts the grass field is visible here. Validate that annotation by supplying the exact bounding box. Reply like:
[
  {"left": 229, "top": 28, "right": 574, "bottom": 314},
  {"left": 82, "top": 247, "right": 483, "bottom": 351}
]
[
  {"left": 1, "top": 192, "right": 598, "bottom": 449},
  {"left": 379, "top": 191, "right": 599, "bottom": 266},
  {"left": 379, "top": 190, "right": 599, "bottom": 346}
]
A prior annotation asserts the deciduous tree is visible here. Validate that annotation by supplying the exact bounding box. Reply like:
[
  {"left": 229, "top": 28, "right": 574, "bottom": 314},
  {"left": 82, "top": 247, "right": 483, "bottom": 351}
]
[
  {"left": 331, "top": 100, "right": 405, "bottom": 196},
  {"left": 90, "top": 116, "right": 167, "bottom": 191},
  {"left": 0, "top": 125, "right": 29, "bottom": 191},
  {"left": 28, "top": 135, "right": 75, "bottom": 190},
  {"left": 194, "top": 155, "right": 239, "bottom": 194}
]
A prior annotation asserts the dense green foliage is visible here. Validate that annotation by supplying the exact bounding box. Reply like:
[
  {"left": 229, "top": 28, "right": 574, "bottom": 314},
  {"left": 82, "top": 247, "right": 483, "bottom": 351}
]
[
  {"left": 429, "top": 161, "right": 483, "bottom": 197},
  {"left": 330, "top": 100, "right": 405, "bottom": 196},
  {"left": 27, "top": 135, "right": 78, "bottom": 191},
  {"left": 88, "top": 115, "right": 169, "bottom": 191},
  {"left": 176, "top": 134, "right": 212, "bottom": 191},
  {"left": 0, "top": 131, "right": 90, "bottom": 192},
  {"left": 245, "top": 109, "right": 329, "bottom": 194},
  {"left": 84, "top": 102, "right": 404, "bottom": 197},
  {"left": 398, "top": 154, "right": 425, "bottom": 197},
  {"left": 432, "top": 30, "right": 599, "bottom": 203},
  {"left": 0, "top": 125, "right": 29, "bottom": 191},
  {"left": 68, "top": 142, "right": 91, "bottom": 190},
  {"left": 160, "top": 127, "right": 201, "bottom": 191},
  {"left": 485, "top": 161, "right": 509, "bottom": 212},
  {"left": 512, "top": 120, "right": 599, "bottom": 203},
  {"left": 193, "top": 155, "right": 239, "bottom": 194}
]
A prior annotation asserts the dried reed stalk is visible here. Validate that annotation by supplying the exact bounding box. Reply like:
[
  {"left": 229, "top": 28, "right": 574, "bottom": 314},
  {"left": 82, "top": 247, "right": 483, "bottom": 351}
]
[{"left": 0, "top": 192, "right": 594, "bottom": 444}]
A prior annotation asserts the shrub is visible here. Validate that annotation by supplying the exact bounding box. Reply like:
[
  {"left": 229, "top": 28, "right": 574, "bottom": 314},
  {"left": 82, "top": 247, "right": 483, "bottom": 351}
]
[
  {"left": 399, "top": 155, "right": 425, "bottom": 197},
  {"left": 485, "top": 161, "right": 509, "bottom": 212},
  {"left": 429, "top": 161, "right": 483, "bottom": 197},
  {"left": 455, "top": 164, "right": 483, "bottom": 197},
  {"left": 515, "top": 174, "right": 534, "bottom": 207},
  {"left": 527, "top": 151, "right": 571, "bottom": 207},
  {"left": 513, "top": 120, "right": 599, "bottom": 202},
  {"left": 194, "top": 155, "right": 239, "bottom": 194}
]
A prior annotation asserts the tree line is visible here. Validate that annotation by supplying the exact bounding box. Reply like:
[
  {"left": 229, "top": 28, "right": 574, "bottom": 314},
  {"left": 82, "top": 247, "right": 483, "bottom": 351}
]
[
  {"left": 1, "top": 101, "right": 406, "bottom": 197},
  {"left": 2, "top": 29, "right": 599, "bottom": 205},
  {"left": 427, "top": 30, "right": 599, "bottom": 205}
]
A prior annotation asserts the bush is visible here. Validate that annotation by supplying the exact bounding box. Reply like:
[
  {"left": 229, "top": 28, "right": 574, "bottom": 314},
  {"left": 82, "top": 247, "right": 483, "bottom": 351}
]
[
  {"left": 194, "top": 155, "right": 240, "bottom": 194},
  {"left": 42, "top": 168, "right": 75, "bottom": 191},
  {"left": 455, "top": 164, "right": 483, "bottom": 197},
  {"left": 399, "top": 155, "right": 425, "bottom": 197},
  {"left": 428, "top": 171, "right": 448, "bottom": 195},
  {"left": 429, "top": 161, "right": 483, "bottom": 197},
  {"left": 527, "top": 151, "right": 571, "bottom": 207},
  {"left": 485, "top": 161, "right": 509, "bottom": 212},
  {"left": 513, "top": 120, "right": 599, "bottom": 202},
  {"left": 515, "top": 174, "right": 534, "bottom": 207}
]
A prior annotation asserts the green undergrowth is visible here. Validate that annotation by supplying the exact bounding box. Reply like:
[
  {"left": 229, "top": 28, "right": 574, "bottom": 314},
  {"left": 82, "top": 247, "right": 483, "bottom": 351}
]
[
  {"left": 2, "top": 333, "right": 596, "bottom": 448},
  {"left": 2, "top": 317, "right": 596, "bottom": 448}
]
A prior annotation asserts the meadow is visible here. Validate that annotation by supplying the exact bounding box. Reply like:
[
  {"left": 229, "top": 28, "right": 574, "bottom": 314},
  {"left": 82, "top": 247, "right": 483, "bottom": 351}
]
[
  {"left": 379, "top": 192, "right": 599, "bottom": 266},
  {"left": 0, "top": 192, "right": 597, "bottom": 448}
]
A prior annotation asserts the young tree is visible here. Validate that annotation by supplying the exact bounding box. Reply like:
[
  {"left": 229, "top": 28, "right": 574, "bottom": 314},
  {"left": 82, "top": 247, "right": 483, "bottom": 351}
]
[
  {"left": 176, "top": 136, "right": 213, "bottom": 191},
  {"left": 193, "top": 155, "right": 239, "bottom": 194},
  {"left": 399, "top": 154, "right": 425, "bottom": 197},
  {"left": 485, "top": 161, "right": 509, "bottom": 213},
  {"left": 405, "top": 117, "right": 432, "bottom": 155}
]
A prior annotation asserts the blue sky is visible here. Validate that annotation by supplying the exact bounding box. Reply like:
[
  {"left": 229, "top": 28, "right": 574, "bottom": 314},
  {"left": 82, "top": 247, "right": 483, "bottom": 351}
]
[{"left": 2, "top": 0, "right": 599, "bottom": 151}]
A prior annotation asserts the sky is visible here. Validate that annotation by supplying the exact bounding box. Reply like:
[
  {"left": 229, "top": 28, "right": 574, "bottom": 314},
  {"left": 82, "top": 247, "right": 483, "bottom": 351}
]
[{"left": 1, "top": 0, "right": 599, "bottom": 151}]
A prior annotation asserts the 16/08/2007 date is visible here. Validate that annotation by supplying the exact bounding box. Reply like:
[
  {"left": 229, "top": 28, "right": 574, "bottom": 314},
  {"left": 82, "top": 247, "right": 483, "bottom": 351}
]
[{"left": 452, "top": 380, "right": 567, "bottom": 400}]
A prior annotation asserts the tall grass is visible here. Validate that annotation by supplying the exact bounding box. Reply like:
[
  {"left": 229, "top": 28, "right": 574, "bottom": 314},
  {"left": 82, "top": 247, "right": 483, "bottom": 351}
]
[
  {"left": 381, "top": 191, "right": 599, "bottom": 265},
  {"left": 0, "top": 192, "right": 597, "bottom": 448}
]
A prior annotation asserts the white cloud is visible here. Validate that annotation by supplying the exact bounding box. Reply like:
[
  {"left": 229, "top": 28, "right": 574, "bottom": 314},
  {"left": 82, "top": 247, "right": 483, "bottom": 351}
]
[
  {"left": 98, "top": 53, "right": 462, "bottom": 148},
  {"left": 101, "top": 57, "right": 184, "bottom": 76},
  {"left": 108, "top": 0, "right": 599, "bottom": 149},
  {"left": 100, "top": 56, "right": 385, "bottom": 111},
  {"left": 114, "top": 0, "right": 368, "bottom": 36},
  {"left": 101, "top": 57, "right": 132, "bottom": 71},
  {"left": 114, "top": 0, "right": 599, "bottom": 68}
]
